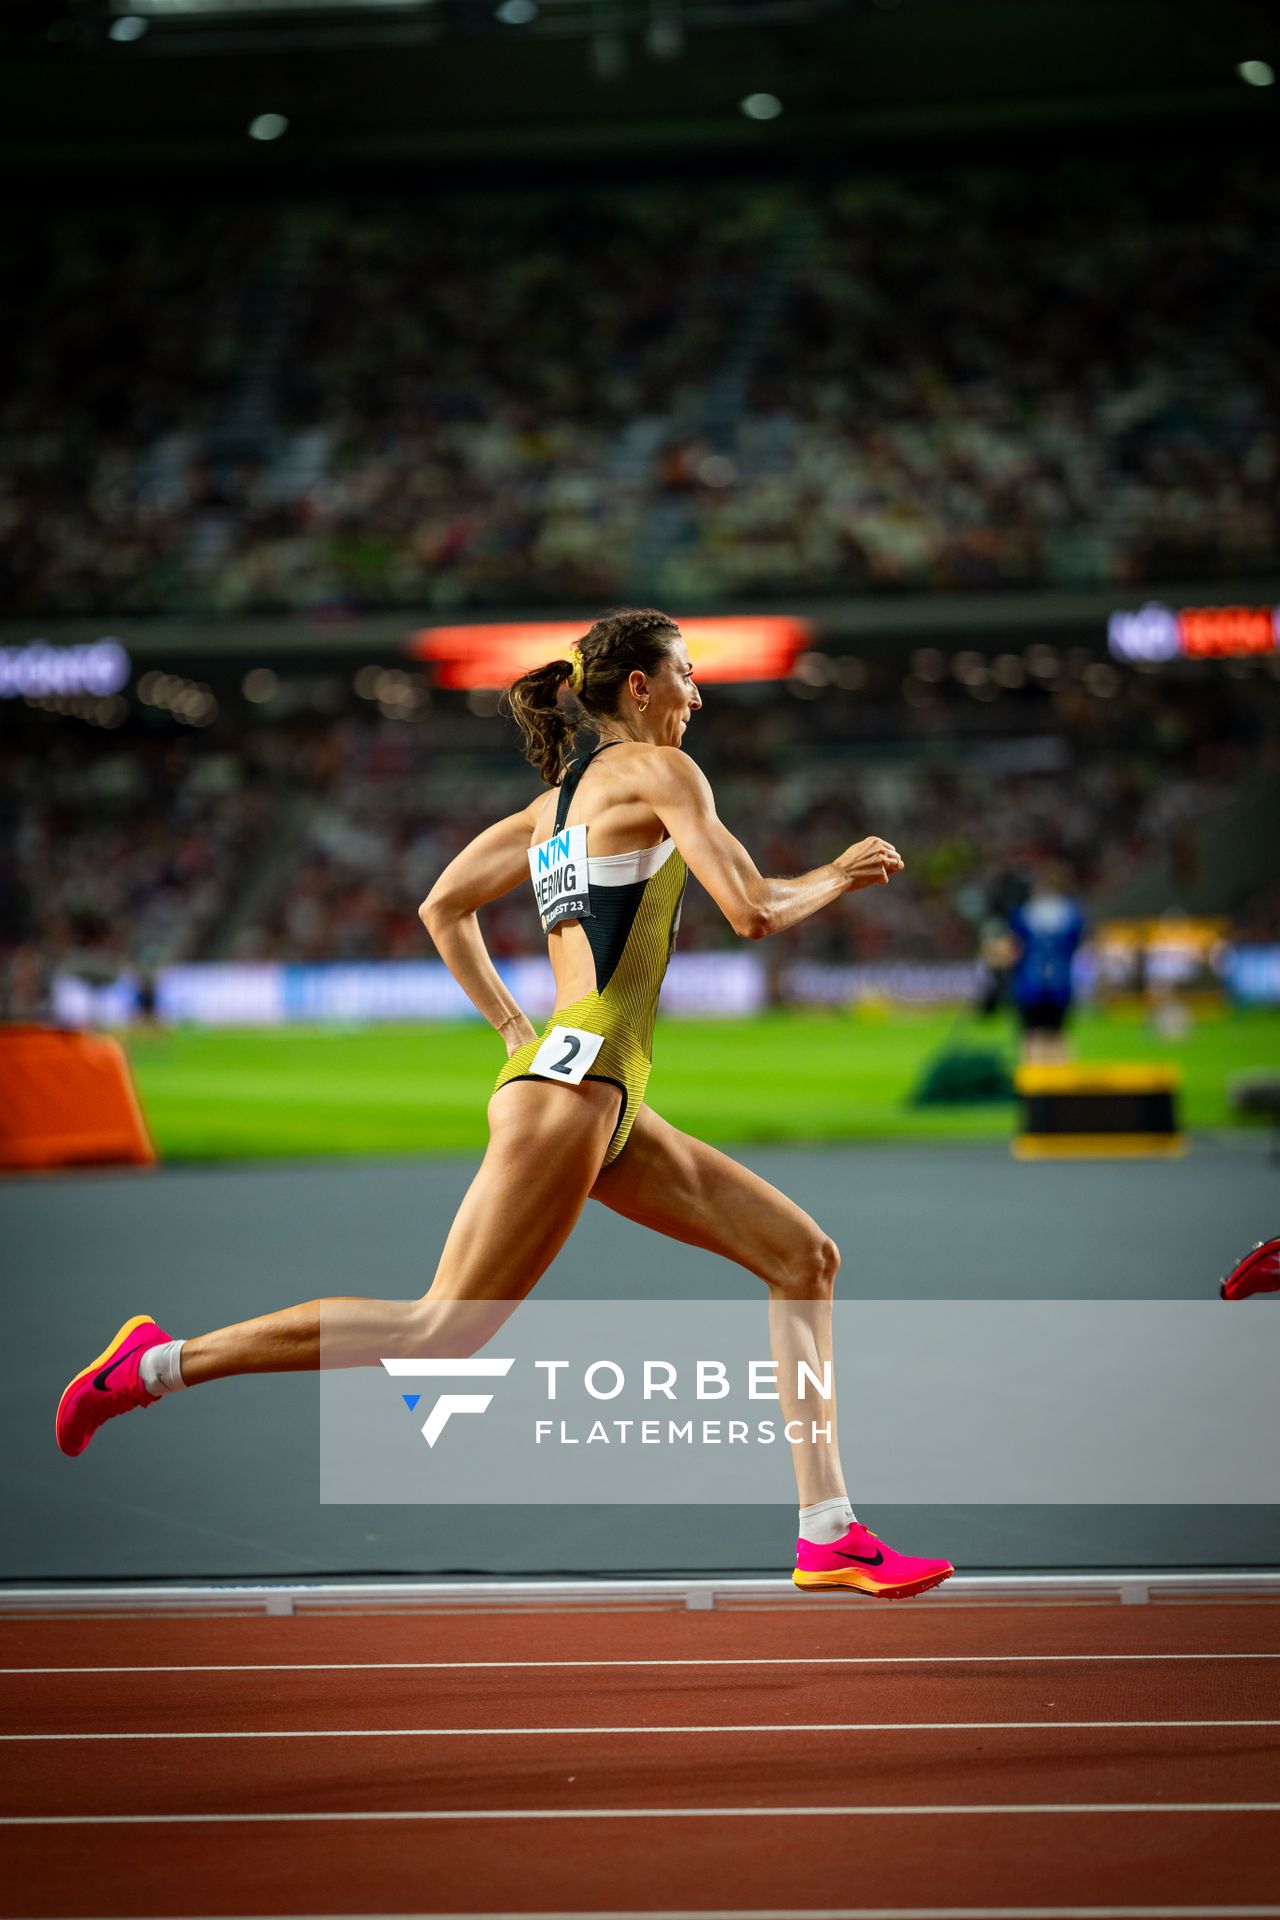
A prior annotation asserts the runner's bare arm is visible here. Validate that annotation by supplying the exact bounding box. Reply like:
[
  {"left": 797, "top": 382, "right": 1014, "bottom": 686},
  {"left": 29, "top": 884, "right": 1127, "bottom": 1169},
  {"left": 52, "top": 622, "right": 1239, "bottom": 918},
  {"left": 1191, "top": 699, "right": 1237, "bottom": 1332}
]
[
  {"left": 420, "top": 797, "right": 544, "bottom": 1049},
  {"left": 644, "top": 749, "right": 903, "bottom": 940}
]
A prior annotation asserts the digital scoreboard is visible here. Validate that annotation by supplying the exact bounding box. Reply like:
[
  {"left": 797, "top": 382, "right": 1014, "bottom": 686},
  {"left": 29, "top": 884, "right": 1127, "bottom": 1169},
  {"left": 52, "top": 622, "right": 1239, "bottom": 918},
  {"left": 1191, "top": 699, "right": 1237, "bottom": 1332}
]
[{"left": 1108, "top": 602, "right": 1280, "bottom": 664}]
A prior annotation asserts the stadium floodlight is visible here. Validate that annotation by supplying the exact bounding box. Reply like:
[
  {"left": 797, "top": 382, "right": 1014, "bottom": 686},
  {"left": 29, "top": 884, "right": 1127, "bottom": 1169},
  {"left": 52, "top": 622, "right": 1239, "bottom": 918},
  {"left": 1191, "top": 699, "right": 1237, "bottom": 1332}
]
[
  {"left": 242, "top": 668, "right": 279, "bottom": 703},
  {"left": 248, "top": 111, "right": 290, "bottom": 139},
  {"left": 108, "top": 15, "right": 149, "bottom": 38},
  {"left": 740, "top": 90, "right": 783, "bottom": 119},
  {"left": 1237, "top": 58, "right": 1275, "bottom": 87}
]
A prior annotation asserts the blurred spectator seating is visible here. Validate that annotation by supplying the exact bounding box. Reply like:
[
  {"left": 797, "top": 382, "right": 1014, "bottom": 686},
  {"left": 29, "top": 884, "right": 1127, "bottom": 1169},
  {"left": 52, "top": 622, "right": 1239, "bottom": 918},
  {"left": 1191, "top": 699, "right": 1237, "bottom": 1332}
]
[{"left": 3, "top": 157, "right": 1276, "bottom": 617}]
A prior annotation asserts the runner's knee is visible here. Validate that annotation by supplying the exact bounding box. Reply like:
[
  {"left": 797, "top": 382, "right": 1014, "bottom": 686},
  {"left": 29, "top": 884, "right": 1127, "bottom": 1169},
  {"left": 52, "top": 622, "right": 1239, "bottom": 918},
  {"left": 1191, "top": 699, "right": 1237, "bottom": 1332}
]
[
  {"left": 772, "top": 1228, "right": 839, "bottom": 1299},
  {"left": 401, "top": 1297, "right": 508, "bottom": 1361}
]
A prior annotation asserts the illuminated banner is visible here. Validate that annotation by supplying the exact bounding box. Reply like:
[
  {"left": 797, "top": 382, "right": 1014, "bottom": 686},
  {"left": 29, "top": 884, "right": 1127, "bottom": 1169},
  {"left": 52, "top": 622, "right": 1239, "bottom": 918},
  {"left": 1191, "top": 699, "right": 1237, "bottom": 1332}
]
[
  {"left": 0, "top": 638, "right": 130, "bottom": 699},
  {"left": 1108, "top": 602, "right": 1280, "bottom": 664},
  {"left": 411, "top": 616, "right": 812, "bottom": 688},
  {"left": 51, "top": 954, "right": 766, "bottom": 1029},
  {"left": 50, "top": 945, "right": 1280, "bottom": 1024}
]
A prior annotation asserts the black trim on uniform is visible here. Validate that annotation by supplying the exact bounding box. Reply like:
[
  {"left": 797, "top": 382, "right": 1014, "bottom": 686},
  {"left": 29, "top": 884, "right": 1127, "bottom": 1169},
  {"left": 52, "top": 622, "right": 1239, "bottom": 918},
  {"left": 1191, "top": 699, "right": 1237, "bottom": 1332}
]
[
  {"left": 583, "top": 877, "right": 649, "bottom": 995},
  {"left": 554, "top": 739, "right": 622, "bottom": 834},
  {"left": 550, "top": 740, "right": 651, "bottom": 984},
  {"left": 491, "top": 1071, "right": 630, "bottom": 1161}
]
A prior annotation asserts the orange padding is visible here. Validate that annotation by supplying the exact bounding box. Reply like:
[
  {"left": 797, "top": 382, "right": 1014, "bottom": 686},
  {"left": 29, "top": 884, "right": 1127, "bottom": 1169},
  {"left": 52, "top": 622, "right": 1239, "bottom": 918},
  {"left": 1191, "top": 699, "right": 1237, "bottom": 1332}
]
[{"left": 0, "top": 1025, "right": 156, "bottom": 1171}]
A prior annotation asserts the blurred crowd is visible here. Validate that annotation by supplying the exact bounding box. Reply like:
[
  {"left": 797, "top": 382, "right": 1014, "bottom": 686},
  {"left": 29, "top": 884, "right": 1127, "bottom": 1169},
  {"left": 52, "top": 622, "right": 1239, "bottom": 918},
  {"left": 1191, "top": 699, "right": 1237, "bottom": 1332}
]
[
  {"left": 4, "top": 153, "right": 1276, "bottom": 618},
  {"left": 3, "top": 668, "right": 1273, "bottom": 1016},
  {"left": 0, "top": 731, "right": 279, "bottom": 1015},
  {"left": 0, "top": 208, "right": 271, "bottom": 619},
  {"left": 661, "top": 161, "right": 1280, "bottom": 599}
]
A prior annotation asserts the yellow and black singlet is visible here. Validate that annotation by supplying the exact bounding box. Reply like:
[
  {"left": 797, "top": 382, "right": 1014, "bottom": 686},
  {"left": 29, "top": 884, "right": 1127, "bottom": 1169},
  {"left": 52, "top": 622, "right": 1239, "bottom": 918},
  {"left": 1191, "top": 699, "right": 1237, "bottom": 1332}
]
[{"left": 493, "top": 742, "right": 687, "bottom": 1165}]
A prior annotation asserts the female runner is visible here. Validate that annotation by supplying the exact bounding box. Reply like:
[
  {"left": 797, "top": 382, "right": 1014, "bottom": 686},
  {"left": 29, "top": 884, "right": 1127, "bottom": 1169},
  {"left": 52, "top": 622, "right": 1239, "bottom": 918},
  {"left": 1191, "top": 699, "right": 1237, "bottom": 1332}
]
[{"left": 57, "top": 607, "right": 952, "bottom": 1600}]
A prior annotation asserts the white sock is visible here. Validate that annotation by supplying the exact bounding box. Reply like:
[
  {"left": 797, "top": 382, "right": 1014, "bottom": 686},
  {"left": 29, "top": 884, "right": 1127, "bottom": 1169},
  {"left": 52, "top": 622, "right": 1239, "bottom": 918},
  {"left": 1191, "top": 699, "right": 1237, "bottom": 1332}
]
[
  {"left": 799, "top": 1496, "right": 856, "bottom": 1544},
  {"left": 140, "top": 1339, "right": 187, "bottom": 1396}
]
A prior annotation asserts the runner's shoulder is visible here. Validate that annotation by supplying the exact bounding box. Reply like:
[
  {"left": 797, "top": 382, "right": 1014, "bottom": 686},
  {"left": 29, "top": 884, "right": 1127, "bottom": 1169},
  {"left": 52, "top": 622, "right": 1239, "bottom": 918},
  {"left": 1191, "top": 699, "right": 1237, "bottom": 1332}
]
[{"left": 630, "top": 743, "right": 710, "bottom": 806}]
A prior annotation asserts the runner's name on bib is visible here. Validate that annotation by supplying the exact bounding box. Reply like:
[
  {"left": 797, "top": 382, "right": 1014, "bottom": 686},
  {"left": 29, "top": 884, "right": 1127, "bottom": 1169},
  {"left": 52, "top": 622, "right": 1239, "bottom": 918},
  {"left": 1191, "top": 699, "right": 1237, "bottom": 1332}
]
[
  {"left": 528, "top": 1024, "right": 604, "bottom": 1086},
  {"left": 528, "top": 822, "right": 591, "bottom": 933}
]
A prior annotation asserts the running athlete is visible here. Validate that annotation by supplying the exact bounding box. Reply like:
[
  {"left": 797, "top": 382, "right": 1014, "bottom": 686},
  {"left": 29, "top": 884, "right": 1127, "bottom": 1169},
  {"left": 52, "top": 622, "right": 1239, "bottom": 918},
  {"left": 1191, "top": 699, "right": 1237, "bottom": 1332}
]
[{"left": 57, "top": 608, "right": 953, "bottom": 1601}]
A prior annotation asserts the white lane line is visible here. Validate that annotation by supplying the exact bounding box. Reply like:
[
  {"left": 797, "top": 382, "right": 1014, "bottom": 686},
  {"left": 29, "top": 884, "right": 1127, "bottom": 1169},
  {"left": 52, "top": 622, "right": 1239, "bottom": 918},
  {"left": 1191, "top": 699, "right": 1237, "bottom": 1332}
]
[
  {"left": 3, "top": 1720, "right": 1278, "bottom": 1740},
  {"left": 1, "top": 1803, "right": 1279, "bottom": 1826},
  {"left": 4, "top": 1653, "right": 1279, "bottom": 1675},
  {"left": 122, "top": 1908, "right": 1280, "bottom": 1920},
  {"left": 86, "top": 1909, "right": 1280, "bottom": 1920}
]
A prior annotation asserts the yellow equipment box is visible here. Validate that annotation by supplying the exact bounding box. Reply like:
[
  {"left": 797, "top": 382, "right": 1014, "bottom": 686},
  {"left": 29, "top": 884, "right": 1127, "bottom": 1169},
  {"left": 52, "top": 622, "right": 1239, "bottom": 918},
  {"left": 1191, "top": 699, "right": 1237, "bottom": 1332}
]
[{"left": 1013, "top": 1063, "right": 1184, "bottom": 1159}]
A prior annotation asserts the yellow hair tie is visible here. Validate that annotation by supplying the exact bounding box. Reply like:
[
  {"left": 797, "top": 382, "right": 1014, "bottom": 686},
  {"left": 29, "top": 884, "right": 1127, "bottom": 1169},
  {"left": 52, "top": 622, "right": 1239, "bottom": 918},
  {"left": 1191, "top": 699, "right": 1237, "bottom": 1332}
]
[{"left": 567, "top": 645, "right": 585, "bottom": 694}]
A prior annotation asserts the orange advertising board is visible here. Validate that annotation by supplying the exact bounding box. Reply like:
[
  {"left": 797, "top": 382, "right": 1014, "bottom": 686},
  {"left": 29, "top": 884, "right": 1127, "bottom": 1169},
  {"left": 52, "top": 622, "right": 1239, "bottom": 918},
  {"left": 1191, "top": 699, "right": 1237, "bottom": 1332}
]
[{"left": 410, "top": 616, "right": 812, "bottom": 688}]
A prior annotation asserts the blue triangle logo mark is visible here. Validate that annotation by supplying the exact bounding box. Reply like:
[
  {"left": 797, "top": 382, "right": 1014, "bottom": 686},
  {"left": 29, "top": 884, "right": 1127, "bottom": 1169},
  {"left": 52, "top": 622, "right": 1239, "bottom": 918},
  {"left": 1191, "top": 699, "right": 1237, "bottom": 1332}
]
[{"left": 402, "top": 1393, "right": 421, "bottom": 1412}]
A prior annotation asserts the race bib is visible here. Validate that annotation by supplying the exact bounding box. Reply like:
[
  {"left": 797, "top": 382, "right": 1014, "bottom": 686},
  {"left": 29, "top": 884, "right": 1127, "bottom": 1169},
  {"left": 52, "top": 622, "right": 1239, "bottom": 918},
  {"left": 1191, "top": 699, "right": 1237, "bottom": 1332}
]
[
  {"left": 528, "top": 822, "right": 591, "bottom": 933},
  {"left": 528, "top": 1024, "right": 604, "bottom": 1086}
]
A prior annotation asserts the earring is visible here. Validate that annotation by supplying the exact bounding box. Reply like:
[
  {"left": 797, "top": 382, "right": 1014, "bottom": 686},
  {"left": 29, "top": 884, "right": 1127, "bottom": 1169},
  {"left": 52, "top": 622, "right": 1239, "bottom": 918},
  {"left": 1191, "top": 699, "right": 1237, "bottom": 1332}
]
[{"left": 638, "top": 699, "right": 649, "bottom": 712}]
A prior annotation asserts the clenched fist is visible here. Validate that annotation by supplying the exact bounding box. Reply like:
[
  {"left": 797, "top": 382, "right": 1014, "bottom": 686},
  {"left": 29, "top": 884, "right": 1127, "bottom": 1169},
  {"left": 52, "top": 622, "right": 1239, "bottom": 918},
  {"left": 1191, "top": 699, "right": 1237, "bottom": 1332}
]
[{"left": 835, "top": 836, "right": 905, "bottom": 892}]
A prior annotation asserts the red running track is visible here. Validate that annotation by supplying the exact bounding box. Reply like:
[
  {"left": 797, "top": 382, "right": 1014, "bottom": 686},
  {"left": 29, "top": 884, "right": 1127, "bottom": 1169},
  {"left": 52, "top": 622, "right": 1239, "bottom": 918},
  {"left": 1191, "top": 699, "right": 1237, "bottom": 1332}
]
[{"left": 1, "top": 1599, "right": 1278, "bottom": 1919}]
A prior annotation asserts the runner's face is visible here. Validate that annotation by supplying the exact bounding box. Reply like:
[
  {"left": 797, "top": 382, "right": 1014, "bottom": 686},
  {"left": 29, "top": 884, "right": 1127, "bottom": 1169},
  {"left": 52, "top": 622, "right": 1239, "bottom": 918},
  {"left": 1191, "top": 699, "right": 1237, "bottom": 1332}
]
[{"left": 645, "top": 645, "right": 701, "bottom": 745}]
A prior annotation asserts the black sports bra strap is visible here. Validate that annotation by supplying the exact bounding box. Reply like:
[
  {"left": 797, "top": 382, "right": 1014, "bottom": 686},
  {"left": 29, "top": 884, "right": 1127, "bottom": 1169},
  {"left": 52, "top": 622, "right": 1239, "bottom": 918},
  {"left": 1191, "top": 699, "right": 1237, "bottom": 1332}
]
[{"left": 553, "top": 739, "right": 622, "bottom": 834}]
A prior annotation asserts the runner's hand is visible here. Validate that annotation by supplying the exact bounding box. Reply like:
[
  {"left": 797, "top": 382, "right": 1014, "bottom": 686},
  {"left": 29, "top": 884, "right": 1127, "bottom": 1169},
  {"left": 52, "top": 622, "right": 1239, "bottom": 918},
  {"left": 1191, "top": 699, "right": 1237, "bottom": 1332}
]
[
  {"left": 835, "top": 837, "right": 904, "bottom": 892},
  {"left": 499, "top": 1012, "right": 538, "bottom": 1056}
]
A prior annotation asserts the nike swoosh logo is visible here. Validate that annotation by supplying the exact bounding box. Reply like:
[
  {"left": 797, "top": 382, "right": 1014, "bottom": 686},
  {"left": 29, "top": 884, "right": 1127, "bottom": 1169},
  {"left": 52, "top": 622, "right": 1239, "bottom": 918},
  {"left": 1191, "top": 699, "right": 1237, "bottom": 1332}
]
[
  {"left": 834, "top": 1547, "right": 884, "bottom": 1567},
  {"left": 93, "top": 1340, "right": 152, "bottom": 1392}
]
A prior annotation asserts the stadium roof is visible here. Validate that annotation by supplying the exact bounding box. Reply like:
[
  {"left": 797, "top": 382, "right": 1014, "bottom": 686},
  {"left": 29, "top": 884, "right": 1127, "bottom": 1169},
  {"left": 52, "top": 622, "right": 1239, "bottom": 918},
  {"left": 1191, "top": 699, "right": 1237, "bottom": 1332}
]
[{"left": 2, "top": 0, "right": 1276, "bottom": 179}]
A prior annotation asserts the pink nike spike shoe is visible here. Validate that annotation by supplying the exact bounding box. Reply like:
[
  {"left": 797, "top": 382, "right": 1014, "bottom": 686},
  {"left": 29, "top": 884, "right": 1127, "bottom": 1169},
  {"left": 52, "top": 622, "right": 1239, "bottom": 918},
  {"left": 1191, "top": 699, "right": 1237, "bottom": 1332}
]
[
  {"left": 794, "top": 1521, "right": 954, "bottom": 1600},
  {"left": 56, "top": 1315, "right": 170, "bottom": 1457},
  {"left": 1220, "top": 1236, "right": 1280, "bottom": 1303}
]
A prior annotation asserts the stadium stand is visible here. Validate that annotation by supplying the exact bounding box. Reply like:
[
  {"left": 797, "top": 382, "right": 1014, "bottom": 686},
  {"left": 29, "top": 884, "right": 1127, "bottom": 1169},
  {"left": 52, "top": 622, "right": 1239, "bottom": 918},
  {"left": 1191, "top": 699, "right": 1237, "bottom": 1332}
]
[
  {"left": 665, "top": 157, "right": 1280, "bottom": 599},
  {"left": 3, "top": 154, "right": 1276, "bottom": 617}
]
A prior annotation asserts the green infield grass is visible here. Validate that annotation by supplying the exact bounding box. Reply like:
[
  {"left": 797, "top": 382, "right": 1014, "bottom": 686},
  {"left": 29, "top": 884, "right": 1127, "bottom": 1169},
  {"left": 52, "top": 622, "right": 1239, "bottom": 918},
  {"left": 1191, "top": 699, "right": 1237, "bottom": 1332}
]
[{"left": 123, "top": 1004, "right": 1280, "bottom": 1161}]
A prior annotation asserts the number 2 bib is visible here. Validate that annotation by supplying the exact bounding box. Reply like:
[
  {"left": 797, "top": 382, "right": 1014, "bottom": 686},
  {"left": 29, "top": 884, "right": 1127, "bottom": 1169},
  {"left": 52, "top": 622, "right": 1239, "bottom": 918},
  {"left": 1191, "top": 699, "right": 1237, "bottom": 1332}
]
[
  {"left": 527, "top": 1024, "right": 605, "bottom": 1085},
  {"left": 528, "top": 821, "right": 592, "bottom": 934}
]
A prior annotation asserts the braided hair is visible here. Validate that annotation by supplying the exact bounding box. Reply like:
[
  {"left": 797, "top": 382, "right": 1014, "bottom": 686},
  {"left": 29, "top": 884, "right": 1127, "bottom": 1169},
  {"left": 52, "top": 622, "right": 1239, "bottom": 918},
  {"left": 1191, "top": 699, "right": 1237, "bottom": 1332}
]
[{"left": 505, "top": 608, "right": 680, "bottom": 786}]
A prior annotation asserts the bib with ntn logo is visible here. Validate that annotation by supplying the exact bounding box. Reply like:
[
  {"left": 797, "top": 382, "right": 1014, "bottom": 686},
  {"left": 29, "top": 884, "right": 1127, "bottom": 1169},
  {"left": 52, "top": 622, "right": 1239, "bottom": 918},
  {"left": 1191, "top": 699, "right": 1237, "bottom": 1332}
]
[
  {"left": 528, "top": 821, "right": 592, "bottom": 934},
  {"left": 527, "top": 740, "right": 622, "bottom": 936}
]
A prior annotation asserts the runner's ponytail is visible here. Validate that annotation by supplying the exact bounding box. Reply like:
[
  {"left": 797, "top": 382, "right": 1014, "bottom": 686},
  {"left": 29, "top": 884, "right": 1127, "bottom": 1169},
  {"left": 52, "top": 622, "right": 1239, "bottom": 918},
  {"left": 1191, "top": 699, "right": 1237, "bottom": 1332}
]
[{"left": 506, "top": 658, "right": 577, "bottom": 785}]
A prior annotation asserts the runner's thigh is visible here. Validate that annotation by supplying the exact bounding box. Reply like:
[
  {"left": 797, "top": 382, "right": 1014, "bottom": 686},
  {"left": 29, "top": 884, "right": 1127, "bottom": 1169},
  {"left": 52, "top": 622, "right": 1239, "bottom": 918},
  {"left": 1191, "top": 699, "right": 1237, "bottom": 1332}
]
[
  {"left": 588, "top": 1102, "right": 828, "bottom": 1287},
  {"left": 425, "top": 1077, "right": 621, "bottom": 1305}
]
